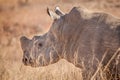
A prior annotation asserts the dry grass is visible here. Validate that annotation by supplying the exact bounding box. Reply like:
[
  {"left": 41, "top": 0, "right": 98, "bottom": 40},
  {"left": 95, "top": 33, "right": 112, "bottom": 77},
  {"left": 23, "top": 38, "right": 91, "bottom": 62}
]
[
  {"left": 0, "top": 0, "right": 120, "bottom": 80},
  {"left": 90, "top": 48, "right": 120, "bottom": 80},
  {"left": 0, "top": 59, "right": 83, "bottom": 80}
]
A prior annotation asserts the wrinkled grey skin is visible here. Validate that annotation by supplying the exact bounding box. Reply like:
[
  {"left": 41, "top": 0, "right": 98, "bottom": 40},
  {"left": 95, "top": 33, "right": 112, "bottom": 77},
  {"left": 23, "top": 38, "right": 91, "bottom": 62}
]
[{"left": 20, "top": 7, "right": 120, "bottom": 79}]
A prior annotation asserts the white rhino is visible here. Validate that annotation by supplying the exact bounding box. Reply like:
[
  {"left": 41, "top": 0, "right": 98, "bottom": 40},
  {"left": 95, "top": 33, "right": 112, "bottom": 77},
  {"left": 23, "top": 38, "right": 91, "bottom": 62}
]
[{"left": 20, "top": 7, "right": 120, "bottom": 80}]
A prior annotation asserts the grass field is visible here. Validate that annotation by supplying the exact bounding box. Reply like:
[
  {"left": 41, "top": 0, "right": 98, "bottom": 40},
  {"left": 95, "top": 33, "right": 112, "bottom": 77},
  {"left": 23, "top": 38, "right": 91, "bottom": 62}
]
[{"left": 0, "top": 0, "right": 120, "bottom": 80}]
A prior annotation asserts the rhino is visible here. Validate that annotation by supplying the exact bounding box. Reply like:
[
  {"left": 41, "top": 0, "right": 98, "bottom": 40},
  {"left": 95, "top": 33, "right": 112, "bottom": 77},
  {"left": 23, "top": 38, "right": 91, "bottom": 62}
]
[{"left": 20, "top": 7, "right": 120, "bottom": 80}]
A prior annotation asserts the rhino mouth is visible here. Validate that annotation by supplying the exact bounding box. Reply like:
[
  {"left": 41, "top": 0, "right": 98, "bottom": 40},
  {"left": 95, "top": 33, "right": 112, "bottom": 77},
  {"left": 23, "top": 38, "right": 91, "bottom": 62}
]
[{"left": 22, "top": 57, "right": 39, "bottom": 67}]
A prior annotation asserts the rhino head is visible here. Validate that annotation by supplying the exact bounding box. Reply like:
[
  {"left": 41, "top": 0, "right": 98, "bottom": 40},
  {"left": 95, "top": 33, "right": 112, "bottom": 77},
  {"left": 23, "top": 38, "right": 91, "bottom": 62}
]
[{"left": 20, "top": 7, "right": 65, "bottom": 67}]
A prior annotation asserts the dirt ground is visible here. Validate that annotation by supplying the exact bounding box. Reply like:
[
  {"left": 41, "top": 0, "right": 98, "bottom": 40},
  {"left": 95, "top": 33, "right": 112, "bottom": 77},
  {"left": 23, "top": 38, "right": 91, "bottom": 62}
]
[{"left": 0, "top": 0, "right": 120, "bottom": 80}]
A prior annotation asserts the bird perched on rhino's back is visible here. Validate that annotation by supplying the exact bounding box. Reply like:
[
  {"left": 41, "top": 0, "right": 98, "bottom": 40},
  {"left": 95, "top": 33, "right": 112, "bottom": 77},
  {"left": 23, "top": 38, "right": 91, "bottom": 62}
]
[{"left": 20, "top": 7, "right": 120, "bottom": 80}]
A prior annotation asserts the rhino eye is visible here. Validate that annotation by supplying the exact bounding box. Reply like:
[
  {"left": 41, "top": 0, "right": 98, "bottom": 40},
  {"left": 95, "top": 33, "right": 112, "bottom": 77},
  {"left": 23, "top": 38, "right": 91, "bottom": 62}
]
[
  {"left": 38, "top": 43, "right": 43, "bottom": 47},
  {"left": 24, "top": 50, "right": 26, "bottom": 53}
]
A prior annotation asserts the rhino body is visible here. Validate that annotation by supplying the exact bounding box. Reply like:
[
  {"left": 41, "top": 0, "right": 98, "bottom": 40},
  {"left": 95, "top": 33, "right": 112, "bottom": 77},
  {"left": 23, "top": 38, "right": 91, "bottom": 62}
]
[{"left": 20, "top": 7, "right": 120, "bottom": 79}]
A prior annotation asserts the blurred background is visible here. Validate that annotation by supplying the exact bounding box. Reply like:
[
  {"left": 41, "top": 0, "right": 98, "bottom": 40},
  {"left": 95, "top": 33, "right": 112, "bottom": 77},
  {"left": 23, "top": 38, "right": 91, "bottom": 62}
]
[{"left": 0, "top": 0, "right": 120, "bottom": 80}]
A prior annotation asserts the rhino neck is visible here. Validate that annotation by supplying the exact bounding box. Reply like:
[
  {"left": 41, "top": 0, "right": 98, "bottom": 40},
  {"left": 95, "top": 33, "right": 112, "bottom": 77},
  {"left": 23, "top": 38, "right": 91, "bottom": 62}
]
[
  {"left": 48, "top": 20, "right": 86, "bottom": 68},
  {"left": 62, "top": 39, "right": 84, "bottom": 68},
  {"left": 43, "top": 32, "right": 63, "bottom": 64}
]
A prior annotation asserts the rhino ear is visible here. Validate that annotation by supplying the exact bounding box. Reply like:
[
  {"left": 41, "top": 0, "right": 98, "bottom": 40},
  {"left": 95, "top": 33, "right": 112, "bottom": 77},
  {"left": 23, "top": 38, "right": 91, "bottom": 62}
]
[
  {"left": 47, "top": 8, "right": 60, "bottom": 20},
  {"left": 55, "top": 7, "right": 65, "bottom": 16}
]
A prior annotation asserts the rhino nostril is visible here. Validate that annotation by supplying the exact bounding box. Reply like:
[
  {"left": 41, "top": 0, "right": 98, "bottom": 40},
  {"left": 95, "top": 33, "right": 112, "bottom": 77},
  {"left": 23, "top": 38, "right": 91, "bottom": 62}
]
[
  {"left": 24, "top": 58, "right": 28, "bottom": 62},
  {"left": 22, "top": 57, "right": 28, "bottom": 63}
]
